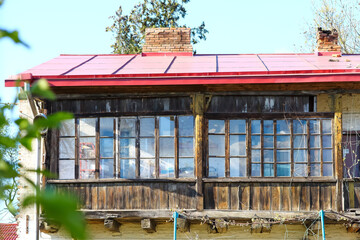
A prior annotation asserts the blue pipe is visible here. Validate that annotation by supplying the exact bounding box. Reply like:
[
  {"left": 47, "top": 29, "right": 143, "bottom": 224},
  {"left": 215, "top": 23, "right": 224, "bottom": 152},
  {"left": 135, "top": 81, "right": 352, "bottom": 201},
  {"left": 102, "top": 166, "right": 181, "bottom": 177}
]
[
  {"left": 320, "top": 210, "right": 326, "bottom": 240},
  {"left": 173, "top": 212, "right": 179, "bottom": 240}
]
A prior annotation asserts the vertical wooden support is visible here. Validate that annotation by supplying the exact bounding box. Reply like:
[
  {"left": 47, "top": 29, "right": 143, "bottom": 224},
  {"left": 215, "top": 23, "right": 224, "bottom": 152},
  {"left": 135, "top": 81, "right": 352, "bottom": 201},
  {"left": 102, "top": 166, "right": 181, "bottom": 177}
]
[{"left": 334, "top": 94, "right": 343, "bottom": 212}]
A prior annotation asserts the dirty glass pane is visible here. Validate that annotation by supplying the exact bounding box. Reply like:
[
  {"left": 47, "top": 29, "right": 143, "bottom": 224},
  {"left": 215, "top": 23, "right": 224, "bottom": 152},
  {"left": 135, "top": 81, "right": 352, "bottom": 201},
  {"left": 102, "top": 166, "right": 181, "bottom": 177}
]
[
  {"left": 100, "top": 159, "right": 114, "bottom": 179},
  {"left": 323, "top": 149, "right": 333, "bottom": 162},
  {"left": 208, "top": 120, "right": 225, "bottom": 133},
  {"left": 264, "top": 136, "right": 274, "bottom": 148},
  {"left": 140, "top": 138, "right": 155, "bottom": 158},
  {"left": 59, "top": 138, "right": 75, "bottom": 159},
  {"left": 230, "top": 120, "right": 246, "bottom": 134},
  {"left": 323, "top": 164, "right": 333, "bottom": 176},
  {"left": 251, "top": 150, "right": 261, "bottom": 162},
  {"left": 79, "top": 160, "right": 95, "bottom": 179},
  {"left": 264, "top": 164, "right": 274, "bottom": 177},
  {"left": 59, "top": 119, "right": 75, "bottom": 136},
  {"left": 294, "top": 150, "right": 307, "bottom": 162},
  {"left": 208, "top": 158, "right": 225, "bottom": 177},
  {"left": 179, "top": 158, "right": 194, "bottom": 178},
  {"left": 140, "top": 117, "right": 155, "bottom": 137},
  {"left": 322, "top": 119, "right": 332, "bottom": 134},
  {"left": 322, "top": 135, "right": 332, "bottom": 148},
  {"left": 79, "top": 137, "right": 96, "bottom": 159},
  {"left": 277, "top": 135, "right": 290, "bottom": 148},
  {"left": 120, "top": 138, "right": 136, "bottom": 158},
  {"left": 159, "top": 116, "right": 175, "bottom": 136},
  {"left": 160, "top": 137, "right": 174, "bottom": 157},
  {"left": 79, "top": 118, "right": 96, "bottom": 136},
  {"left": 294, "top": 164, "right": 307, "bottom": 177},
  {"left": 100, "top": 138, "right": 113, "bottom": 158},
  {"left": 100, "top": 118, "right": 114, "bottom": 137},
  {"left": 120, "top": 118, "right": 136, "bottom": 137},
  {"left": 251, "top": 120, "right": 261, "bottom": 134},
  {"left": 276, "top": 120, "right": 290, "bottom": 134},
  {"left": 264, "top": 150, "right": 274, "bottom": 162},
  {"left": 310, "top": 120, "right": 320, "bottom": 134},
  {"left": 140, "top": 159, "right": 155, "bottom": 178},
  {"left": 230, "top": 158, "right": 246, "bottom": 177},
  {"left": 277, "top": 164, "right": 290, "bottom": 177},
  {"left": 120, "top": 159, "right": 136, "bottom": 178},
  {"left": 310, "top": 164, "right": 321, "bottom": 176},
  {"left": 310, "top": 135, "right": 320, "bottom": 148},
  {"left": 294, "top": 135, "right": 307, "bottom": 148},
  {"left": 59, "top": 160, "right": 75, "bottom": 179},
  {"left": 310, "top": 150, "right": 321, "bottom": 162},
  {"left": 179, "top": 137, "right": 194, "bottom": 157},
  {"left": 277, "top": 150, "right": 290, "bottom": 162},
  {"left": 159, "top": 158, "right": 174, "bottom": 178},
  {"left": 251, "top": 163, "right": 261, "bottom": 177},
  {"left": 293, "top": 119, "right": 307, "bottom": 134},
  {"left": 209, "top": 135, "right": 225, "bottom": 156},
  {"left": 230, "top": 135, "right": 246, "bottom": 156},
  {"left": 251, "top": 135, "right": 261, "bottom": 148},
  {"left": 264, "top": 120, "right": 274, "bottom": 134},
  {"left": 179, "top": 116, "right": 194, "bottom": 136}
]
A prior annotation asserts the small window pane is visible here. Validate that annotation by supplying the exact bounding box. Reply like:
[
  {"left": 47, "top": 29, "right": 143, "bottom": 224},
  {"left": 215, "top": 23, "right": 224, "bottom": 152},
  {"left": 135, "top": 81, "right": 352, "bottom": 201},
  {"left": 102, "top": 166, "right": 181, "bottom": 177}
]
[
  {"left": 310, "top": 135, "right": 320, "bottom": 148},
  {"left": 310, "top": 150, "right": 321, "bottom": 162},
  {"left": 120, "top": 118, "right": 136, "bottom": 137},
  {"left": 293, "top": 120, "right": 307, "bottom": 134},
  {"left": 277, "top": 150, "right": 290, "bottom": 162},
  {"left": 100, "top": 138, "right": 113, "bottom": 158},
  {"left": 160, "top": 137, "right": 174, "bottom": 157},
  {"left": 120, "top": 159, "right": 136, "bottom": 178},
  {"left": 230, "top": 120, "right": 246, "bottom": 134},
  {"left": 277, "top": 164, "right": 291, "bottom": 177},
  {"left": 276, "top": 120, "right": 290, "bottom": 134},
  {"left": 120, "top": 138, "right": 136, "bottom": 158},
  {"left": 310, "top": 120, "right": 320, "bottom": 134},
  {"left": 79, "top": 118, "right": 96, "bottom": 136},
  {"left": 179, "top": 116, "right": 194, "bottom": 136},
  {"left": 59, "top": 160, "right": 75, "bottom": 179},
  {"left": 322, "top": 135, "right": 332, "bottom": 148},
  {"left": 209, "top": 135, "right": 225, "bottom": 156},
  {"left": 140, "top": 117, "right": 155, "bottom": 137},
  {"left": 310, "top": 164, "right": 321, "bottom": 176},
  {"left": 251, "top": 120, "right": 261, "bottom": 134},
  {"left": 322, "top": 120, "right": 332, "bottom": 134},
  {"left": 230, "top": 135, "right": 246, "bottom": 156},
  {"left": 323, "top": 164, "right": 333, "bottom": 176},
  {"left": 179, "top": 138, "right": 194, "bottom": 157},
  {"left": 159, "top": 116, "right": 174, "bottom": 136},
  {"left": 179, "top": 158, "right": 194, "bottom": 178},
  {"left": 140, "top": 138, "right": 155, "bottom": 158},
  {"left": 160, "top": 158, "right": 174, "bottom": 178},
  {"left": 100, "top": 118, "right": 114, "bottom": 137},
  {"left": 294, "top": 164, "right": 307, "bottom": 177},
  {"left": 294, "top": 150, "right": 307, "bottom": 162},
  {"left": 264, "top": 164, "right": 274, "bottom": 177},
  {"left": 294, "top": 135, "right": 307, "bottom": 148},
  {"left": 323, "top": 149, "right": 333, "bottom": 162},
  {"left": 209, "top": 158, "right": 225, "bottom": 177},
  {"left": 264, "top": 136, "right": 274, "bottom": 148},
  {"left": 251, "top": 135, "right": 261, "bottom": 148},
  {"left": 264, "top": 120, "right": 274, "bottom": 134},
  {"left": 251, "top": 150, "right": 261, "bottom": 162},
  {"left": 60, "top": 119, "right": 75, "bottom": 136},
  {"left": 100, "top": 159, "right": 114, "bottom": 179},
  {"left": 79, "top": 137, "right": 96, "bottom": 159},
  {"left": 277, "top": 135, "right": 290, "bottom": 148},
  {"left": 59, "top": 138, "right": 75, "bottom": 159},
  {"left": 140, "top": 159, "right": 155, "bottom": 178},
  {"left": 79, "top": 160, "right": 95, "bottom": 179},
  {"left": 230, "top": 158, "right": 246, "bottom": 177},
  {"left": 264, "top": 150, "right": 274, "bottom": 162},
  {"left": 208, "top": 120, "right": 225, "bottom": 133},
  {"left": 251, "top": 164, "right": 261, "bottom": 177}
]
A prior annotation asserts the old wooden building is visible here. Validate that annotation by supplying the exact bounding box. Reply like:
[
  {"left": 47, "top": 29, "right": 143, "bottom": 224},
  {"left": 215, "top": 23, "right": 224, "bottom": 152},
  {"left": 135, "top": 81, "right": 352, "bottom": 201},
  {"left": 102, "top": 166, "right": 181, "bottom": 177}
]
[{"left": 6, "top": 28, "right": 360, "bottom": 239}]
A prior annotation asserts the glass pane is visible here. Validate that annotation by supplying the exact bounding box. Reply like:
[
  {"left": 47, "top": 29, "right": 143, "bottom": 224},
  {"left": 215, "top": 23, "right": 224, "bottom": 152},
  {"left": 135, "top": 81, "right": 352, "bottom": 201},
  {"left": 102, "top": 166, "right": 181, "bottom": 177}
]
[
  {"left": 293, "top": 119, "right": 307, "bottom": 134},
  {"left": 230, "top": 135, "right": 246, "bottom": 156},
  {"left": 59, "top": 138, "right": 75, "bottom": 159},
  {"left": 310, "top": 164, "right": 321, "bottom": 176},
  {"left": 209, "top": 135, "right": 225, "bottom": 156},
  {"left": 79, "top": 160, "right": 95, "bottom": 179},
  {"left": 264, "top": 164, "right": 274, "bottom": 177},
  {"left": 322, "top": 135, "right": 332, "bottom": 148},
  {"left": 310, "top": 120, "right": 320, "bottom": 134},
  {"left": 251, "top": 150, "right": 261, "bottom": 162},
  {"left": 323, "top": 149, "right": 333, "bottom": 162},
  {"left": 100, "top": 138, "right": 113, "bottom": 158},
  {"left": 140, "top": 159, "right": 155, "bottom": 178},
  {"left": 79, "top": 137, "right": 96, "bottom": 159},
  {"left": 310, "top": 150, "right": 321, "bottom": 162},
  {"left": 140, "top": 138, "right": 155, "bottom": 158},
  {"left": 179, "top": 137, "right": 194, "bottom": 157},
  {"left": 264, "top": 150, "right": 274, "bottom": 162},
  {"left": 323, "top": 164, "right": 333, "bottom": 176},
  {"left": 159, "top": 158, "right": 174, "bottom": 178},
  {"left": 79, "top": 118, "right": 96, "bottom": 136},
  {"left": 100, "top": 159, "right": 114, "bottom": 179},
  {"left": 179, "top": 158, "right": 194, "bottom": 178},
  {"left": 251, "top": 120, "right": 261, "bottom": 134},
  {"left": 120, "top": 159, "right": 136, "bottom": 178},
  {"left": 264, "top": 120, "right": 274, "bottom": 134},
  {"left": 179, "top": 116, "right": 194, "bottom": 136},
  {"left": 251, "top": 135, "right": 261, "bottom": 148},
  {"left": 140, "top": 117, "right": 155, "bottom": 137},
  {"left": 294, "top": 149, "right": 307, "bottom": 162},
  {"left": 264, "top": 136, "right": 274, "bottom": 148},
  {"left": 294, "top": 135, "right": 307, "bottom": 148},
  {"left": 159, "top": 116, "right": 175, "bottom": 136},
  {"left": 120, "top": 118, "right": 136, "bottom": 137},
  {"left": 251, "top": 163, "right": 261, "bottom": 177},
  {"left": 294, "top": 164, "right": 307, "bottom": 177},
  {"left": 100, "top": 118, "right": 114, "bottom": 137},
  {"left": 277, "top": 164, "right": 291, "bottom": 177},
  {"left": 208, "top": 158, "right": 225, "bottom": 177},
  {"left": 276, "top": 120, "right": 290, "bottom": 134},
  {"left": 277, "top": 135, "right": 290, "bottom": 148},
  {"left": 120, "top": 138, "right": 136, "bottom": 158},
  {"left": 277, "top": 150, "right": 290, "bottom": 162},
  {"left": 160, "top": 137, "right": 174, "bottom": 157},
  {"left": 230, "top": 120, "right": 246, "bottom": 134},
  {"left": 59, "top": 160, "right": 75, "bottom": 179},
  {"left": 59, "top": 119, "right": 75, "bottom": 136},
  {"left": 322, "top": 119, "right": 332, "bottom": 134},
  {"left": 230, "top": 158, "right": 246, "bottom": 177},
  {"left": 208, "top": 120, "right": 225, "bottom": 133},
  {"left": 310, "top": 135, "right": 320, "bottom": 148}
]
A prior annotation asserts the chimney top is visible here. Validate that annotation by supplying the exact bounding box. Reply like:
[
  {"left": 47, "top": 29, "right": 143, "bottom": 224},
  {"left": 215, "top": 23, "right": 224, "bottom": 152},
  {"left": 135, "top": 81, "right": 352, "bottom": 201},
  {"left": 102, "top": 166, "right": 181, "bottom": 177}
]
[{"left": 316, "top": 27, "right": 341, "bottom": 56}]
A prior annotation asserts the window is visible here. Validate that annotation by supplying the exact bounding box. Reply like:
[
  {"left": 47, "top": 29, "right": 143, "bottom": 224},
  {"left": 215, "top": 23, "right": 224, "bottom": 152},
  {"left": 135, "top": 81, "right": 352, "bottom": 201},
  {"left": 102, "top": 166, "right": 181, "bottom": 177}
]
[{"left": 207, "top": 118, "right": 334, "bottom": 178}]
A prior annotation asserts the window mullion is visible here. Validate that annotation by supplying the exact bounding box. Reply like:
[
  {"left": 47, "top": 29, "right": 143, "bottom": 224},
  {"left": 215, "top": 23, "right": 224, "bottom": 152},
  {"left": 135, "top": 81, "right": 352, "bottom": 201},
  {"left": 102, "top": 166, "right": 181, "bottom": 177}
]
[
  {"left": 155, "top": 117, "right": 159, "bottom": 178},
  {"left": 320, "top": 119, "right": 323, "bottom": 177},
  {"left": 274, "top": 121, "right": 277, "bottom": 177},
  {"left": 75, "top": 118, "right": 79, "bottom": 179},
  {"left": 95, "top": 118, "right": 100, "bottom": 179},
  {"left": 174, "top": 116, "right": 179, "bottom": 178},
  {"left": 260, "top": 119, "right": 264, "bottom": 177},
  {"left": 290, "top": 119, "right": 294, "bottom": 177},
  {"left": 135, "top": 117, "right": 140, "bottom": 178},
  {"left": 247, "top": 119, "right": 251, "bottom": 177},
  {"left": 113, "top": 118, "right": 117, "bottom": 179},
  {"left": 225, "top": 120, "right": 230, "bottom": 178},
  {"left": 307, "top": 120, "right": 310, "bottom": 177}
]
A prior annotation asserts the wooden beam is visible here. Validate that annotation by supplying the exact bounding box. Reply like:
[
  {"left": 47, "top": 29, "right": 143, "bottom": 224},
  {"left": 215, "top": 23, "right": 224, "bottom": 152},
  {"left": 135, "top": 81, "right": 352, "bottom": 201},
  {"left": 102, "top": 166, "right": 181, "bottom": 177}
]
[
  {"left": 334, "top": 94, "right": 343, "bottom": 212},
  {"left": 347, "top": 223, "right": 360, "bottom": 233},
  {"left": 104, "top": 219, "right": 120, "bottom": 232},
  {"left": 141, "top": 219, "right": 156, "bottom": 233},
  {"left": 176, "top": 217, "right": 190, "bottom": 232},
  {"left": 214, "top": 219, "right": 228, "bottom": 233}
]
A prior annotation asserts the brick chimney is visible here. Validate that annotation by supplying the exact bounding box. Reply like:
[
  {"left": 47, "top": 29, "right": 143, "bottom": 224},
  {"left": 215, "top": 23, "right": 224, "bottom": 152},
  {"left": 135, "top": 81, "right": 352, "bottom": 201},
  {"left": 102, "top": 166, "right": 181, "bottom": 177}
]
[
  {"left": 316, "top": 27, "right": 341, "bottom": 56},
  {"left": 142, "top": 28, "right": 193, "bottom": 56}
]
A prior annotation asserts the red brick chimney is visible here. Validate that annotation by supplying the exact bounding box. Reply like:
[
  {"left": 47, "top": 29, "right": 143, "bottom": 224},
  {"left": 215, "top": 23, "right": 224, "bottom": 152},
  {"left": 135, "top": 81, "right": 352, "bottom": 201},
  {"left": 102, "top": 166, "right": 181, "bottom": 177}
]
[
  {"left": 142, "top": 28, "right": 193, "bottom": 56},
  {"left": 316, "top": 27, "right": 341, "bottom": 56}
]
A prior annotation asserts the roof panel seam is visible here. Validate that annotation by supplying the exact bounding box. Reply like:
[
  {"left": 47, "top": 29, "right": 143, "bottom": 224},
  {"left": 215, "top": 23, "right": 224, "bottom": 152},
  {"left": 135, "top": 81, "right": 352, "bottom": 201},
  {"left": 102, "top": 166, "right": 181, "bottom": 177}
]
[
  {"left": 60, "top": 55, "right": 98, "bottom": 75},
  {"left": 112, "top": 55, "right": 137, "bottom": 74},
  {"left": 164, "top": 56, "right": 176, "bottom": 73},
  {"left": 257, "top": 55, "right": 270, "bottom": 71}
]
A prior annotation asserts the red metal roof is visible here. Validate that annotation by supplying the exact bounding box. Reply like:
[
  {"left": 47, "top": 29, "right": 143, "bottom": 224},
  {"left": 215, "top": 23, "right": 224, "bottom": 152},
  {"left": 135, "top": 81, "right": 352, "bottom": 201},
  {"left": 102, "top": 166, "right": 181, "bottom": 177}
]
[
  {"left": 0, "top": 224, "right": 18, "bottom": 240},
  {"left": 5, "top": 53, "right": 360, "bottom": 87}
]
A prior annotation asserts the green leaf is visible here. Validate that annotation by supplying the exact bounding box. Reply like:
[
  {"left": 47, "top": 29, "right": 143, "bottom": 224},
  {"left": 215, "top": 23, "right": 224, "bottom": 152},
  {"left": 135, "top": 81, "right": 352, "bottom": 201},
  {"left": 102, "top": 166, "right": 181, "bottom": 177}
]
[
  {"left": 30, "top": 79, "right": 56, "bottom": 100},
  {"left": 34, "top": 112, "right": 73, "bottom": 129},
  {"left": 19, "top": 136, "right": 33, "bottom": 151},
  {"left": 0, "top": 29, "right": 29, "bottom": 48},
  {"left": 15, "top": 118, "right": 30, "bottom": 130},
  {"left": 0, "top": 159, "right": 19, "bottom": 179},
  {"left": 27, "top": 169, "right": 57, "bottom": 179}
]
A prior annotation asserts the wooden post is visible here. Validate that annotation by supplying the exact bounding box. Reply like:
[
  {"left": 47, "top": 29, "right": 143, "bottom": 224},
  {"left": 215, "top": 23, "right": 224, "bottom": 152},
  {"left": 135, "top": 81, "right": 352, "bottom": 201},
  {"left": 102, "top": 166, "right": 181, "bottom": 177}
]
[
  {"left": 334, "top": 94, "right": 343, "bottom": 212},
  {"left": 141, "top": 219, "right": 156, "bottom": 233}
]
